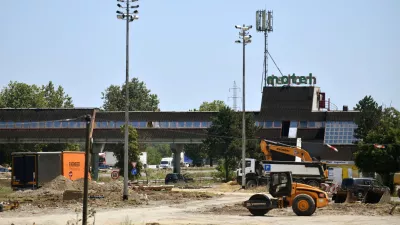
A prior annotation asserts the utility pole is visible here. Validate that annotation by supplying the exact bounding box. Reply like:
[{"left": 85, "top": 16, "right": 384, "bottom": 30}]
[
  {"left": 82, "top": 114, "right": 92, "bottom": 225},
  {"left": 235, "top": 24, "right": 252, "bottom": 189},
  {"left": 229, "top": 81, "right": 241, "bottom": 111},
  {"left": 116, "top": 0, "right": 139, "bottom": 201}
]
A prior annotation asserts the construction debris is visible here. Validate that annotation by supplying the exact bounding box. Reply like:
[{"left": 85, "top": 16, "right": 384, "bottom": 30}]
[
  {"left": 63, "top": 190, "right": 83, "bottom": 201},
  {"left": 132, "top": 185, "right": 174, "bottom": 191},
  {"left": 0, "top": 200, "right": 19, "bottom": 212}
]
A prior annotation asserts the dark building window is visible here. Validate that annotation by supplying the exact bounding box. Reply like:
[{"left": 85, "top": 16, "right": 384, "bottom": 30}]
[
  {"left": 160, "top": 122, "right": 169, "bottom": 128},
  {"left": 273, "top": 121, "right": 282, "bottom": 128},
  {"left": 116, "top": 122, "right": 124, "bottom": 128},
  {"left": 299, "top": 121, "right": 307, "bottom": 128},
  {"left": 266, "top": 121, "right": 273, "bottom": 128},
  {"left": 30, "top": 122, "right": 38, "bottom": 128},
  {"left": 54, "top": 121, "right": 61, "bottom": 128},
  {"left": 281, "top": 121, "right": 290, "bottom": 137},
  {"left": 61, "top": 122, "right": 69, "bottom": 128}
]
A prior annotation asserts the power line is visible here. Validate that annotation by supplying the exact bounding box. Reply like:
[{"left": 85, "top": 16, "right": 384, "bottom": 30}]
[{"left": 228, "top": 81, "right": 241, "bottom": 111}]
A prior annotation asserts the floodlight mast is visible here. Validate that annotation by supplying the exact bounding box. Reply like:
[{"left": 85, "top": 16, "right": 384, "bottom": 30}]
[
  {"left": 235, "top": 24, "right": 252, "bottom": 190},
  {"left": 116, "top": 0, "right": 140, "bottom": 203}
]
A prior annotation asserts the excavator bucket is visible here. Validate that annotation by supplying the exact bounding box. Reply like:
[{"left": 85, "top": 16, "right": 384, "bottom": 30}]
[
  {"left": 378, "top": 190, "right": 391, "bottom": 204},
  {"left": 362, "top": 189, "right": 390, "bottom": 204},
  {"left": 344, "top": 190, "right": 357, "bottom": 203}
]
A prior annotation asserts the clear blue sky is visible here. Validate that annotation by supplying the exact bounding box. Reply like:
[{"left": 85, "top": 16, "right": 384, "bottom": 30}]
[{"left": 1, "top": 0, "right": 399, "bottom": 111}]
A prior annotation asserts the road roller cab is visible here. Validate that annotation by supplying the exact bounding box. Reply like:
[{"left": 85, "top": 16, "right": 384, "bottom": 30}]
[{"left": 243, "top": 171, "right": 329, "bottom": 216}]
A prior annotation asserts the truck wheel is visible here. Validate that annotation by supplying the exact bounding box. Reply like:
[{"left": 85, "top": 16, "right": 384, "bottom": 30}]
[
  {"left": 292, "top": 194, "right": 316, "bottom": 216},
  {"left": 246, "top": 180, "right": 257, "bottom": 189},
  {"left": 247, "top": 194, "right": 271, "bottom": 216},
  {"left": 357, "top": 191, "right": 364, "bottom": 200},
  {"left": 307, "top": 180, "right": 320, "bottom": 187}
]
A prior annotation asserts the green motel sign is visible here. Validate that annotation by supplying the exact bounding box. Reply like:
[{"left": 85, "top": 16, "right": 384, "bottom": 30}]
[{"left": 267, "top": 73, "right": 316, "bottom": 86}]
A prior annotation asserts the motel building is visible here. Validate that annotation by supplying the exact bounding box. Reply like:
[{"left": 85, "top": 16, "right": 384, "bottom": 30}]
[{"left": 255, "top": 74, "right": 360, "bottom": 183}]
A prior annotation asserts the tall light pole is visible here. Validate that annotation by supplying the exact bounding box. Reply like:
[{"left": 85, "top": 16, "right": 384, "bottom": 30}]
[
  {"left": 116, "top": 0, "right": 139, "bottom": 201},
  {"left": 235, "top": 24, "right": 252, "bottom": 189}
]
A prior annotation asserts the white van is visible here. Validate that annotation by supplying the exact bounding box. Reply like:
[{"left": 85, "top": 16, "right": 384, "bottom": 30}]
[{"left": 159, "top": 157, "right": 173, "bottom": 169}]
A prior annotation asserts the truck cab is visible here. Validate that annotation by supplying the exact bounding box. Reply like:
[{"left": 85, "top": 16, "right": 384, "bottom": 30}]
[{"left": 159, "top": 157, "right": 173, "bottom": 169}]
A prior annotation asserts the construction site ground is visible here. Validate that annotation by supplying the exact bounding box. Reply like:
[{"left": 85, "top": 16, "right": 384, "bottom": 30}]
[{"left": 1, "top": 177, "right": 400, "bottom": 225}]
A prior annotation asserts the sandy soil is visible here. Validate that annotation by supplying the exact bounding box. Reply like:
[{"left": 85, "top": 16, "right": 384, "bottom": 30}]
[
  {"left": 1, "top": 192, "right": 399, "bottom": 225},
  {"left": 1, "top": 181, "right": 400, "bottom": 225}
]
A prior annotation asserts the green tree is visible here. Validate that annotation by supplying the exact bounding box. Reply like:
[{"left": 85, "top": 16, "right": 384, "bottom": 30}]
[
  {"left": 146, "top": 146, "right": 162, "bottom": 165},
  {"left": 199, "top": 100, "right": 227, "bottom": 111},
  {"left": 184, "top": 144, "right": 207, "bottom": 166},
  {"left": 101, "top": 78, "right": 159, "bottom": 111},
  {"left": 354, "top": 95, "right": 382, "bottom": 140},
  {"left": 185, "top": 100, "right": 228, "bottom": 166},
  {"left": 42, "top": 81, "right": 73, "bottom": 108},
  {"left": 114, "top": 125, "right": 142, "bottom": 179},
  {"left": 0, "top": 81, "right": 76, "bottom": 164},
  {"left": 145, "top": 143, "right": 171, "bottom": 157},
  {"left": 0, "top": 81, "right": 73, "bottom": 108},
  {"left": 101, "top": 77, "right": 161, "bottom": 154},
  {"left": 354, "top": 107, "right": 400, "bottom": 187},
  {"left": 203, "top": 106, "right": 260, "bottom": 180},
  {"left": 204, "top": 106, "right": 240, "bottom": 180}
]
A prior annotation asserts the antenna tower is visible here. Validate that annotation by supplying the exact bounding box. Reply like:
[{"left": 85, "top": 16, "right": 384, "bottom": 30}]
[
  {"left": 256, "top": 9, "right": 274, "bottom": 89},
  {"left": 229, "top": 81, "right": 241, "bottom": 111}
]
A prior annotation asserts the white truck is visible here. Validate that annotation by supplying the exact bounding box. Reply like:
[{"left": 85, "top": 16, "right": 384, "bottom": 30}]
[
  {"left": 159, "top": 157, "right": 173, "bottom": 169},
  {"left": 237, "top": 158, "right": 329, "bottom": 188},
  {"left": 140, "top": 152, "right": 147, "bottom": 168}
]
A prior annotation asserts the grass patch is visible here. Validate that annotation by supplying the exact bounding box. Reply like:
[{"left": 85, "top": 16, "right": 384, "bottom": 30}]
[{"left": 0, "top": 186, "right": 13, "bottom": 200}]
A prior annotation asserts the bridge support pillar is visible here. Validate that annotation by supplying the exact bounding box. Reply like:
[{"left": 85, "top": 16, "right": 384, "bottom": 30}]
[
  {"left": 91, "top": 143, "right": 105, "bottom": 180},
  {"left": 171, "top": 144, "right": 183, "bottom": 174}
]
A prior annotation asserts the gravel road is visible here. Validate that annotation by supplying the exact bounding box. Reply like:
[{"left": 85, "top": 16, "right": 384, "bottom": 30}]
[{"left": 1, "top": 191, "right": 399, "bottom": 225}]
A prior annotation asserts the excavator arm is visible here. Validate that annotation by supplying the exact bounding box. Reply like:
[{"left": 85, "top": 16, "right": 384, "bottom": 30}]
[
  {"left": 260, "top": 139, "right": 329, "bottom": 179},
  {"left": 260, "top": 139, "right": 313, "bottom": 162}
]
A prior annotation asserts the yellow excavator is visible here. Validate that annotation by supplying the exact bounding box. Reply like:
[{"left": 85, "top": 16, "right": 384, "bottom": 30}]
[
  {"left": 237, "top": 139, "right": 331, "bottom": 188},
  {"left": 260, "top": 139, "right": 329, "bottom": 179}
]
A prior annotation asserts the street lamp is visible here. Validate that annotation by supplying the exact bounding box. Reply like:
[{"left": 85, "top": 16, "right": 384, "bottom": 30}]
[
  {"left": 116, "top": 0, "right": 140, "bottom": 201},
  {"left": 235, "top": 24, "right": 252, "bottom": 190}
]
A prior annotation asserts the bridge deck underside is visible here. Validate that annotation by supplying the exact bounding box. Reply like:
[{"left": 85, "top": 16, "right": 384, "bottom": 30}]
[
  {"left": 0, "top": 128, "right": 208, "bottom": 144},
  {"left": 0, "top": 128, "right": 324, "bottom": 144}
]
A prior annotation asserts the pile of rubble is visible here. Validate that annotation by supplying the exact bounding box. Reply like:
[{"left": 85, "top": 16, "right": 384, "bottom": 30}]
[{"left": 9, "top": 176, "right": 142, "bottom": 205}]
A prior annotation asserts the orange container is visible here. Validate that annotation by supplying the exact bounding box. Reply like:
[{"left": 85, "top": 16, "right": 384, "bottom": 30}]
[{"left": 61, "top": 151, "right": 91, "bottom": 181}]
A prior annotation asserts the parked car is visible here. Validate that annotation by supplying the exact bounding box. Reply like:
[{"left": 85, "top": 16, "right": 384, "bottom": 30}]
[
  {"left": 0, "top": 167, "right": 10, "bottom": 173},
  {"left": 164, "top": 173, "right": 194, "bottom": 184},
  {"left": 333, "top": 177, "right": 390, "bottom": 203}
]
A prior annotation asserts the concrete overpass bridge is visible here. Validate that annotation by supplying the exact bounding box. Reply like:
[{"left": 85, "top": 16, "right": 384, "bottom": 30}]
[{"left": 0, "top": 108, "right": 216, "bottom": 144}]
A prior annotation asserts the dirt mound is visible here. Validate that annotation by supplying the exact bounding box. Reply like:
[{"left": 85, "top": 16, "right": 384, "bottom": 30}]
[
  {"left": 316, "top": 203, "right": 400, "bottom": 216},
  {"left": 43, "top": 175, "right": 74, "bottom": 191},
  {"left": 0, "top": 172, "right": 11, "bottom": 179}
]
